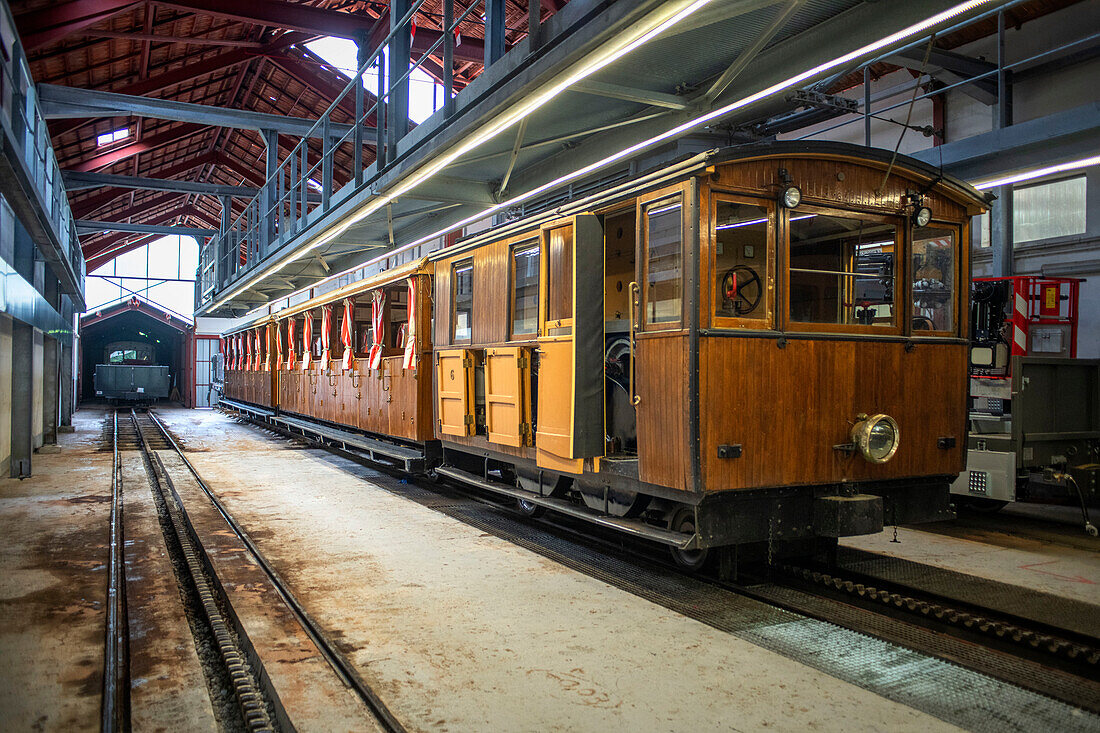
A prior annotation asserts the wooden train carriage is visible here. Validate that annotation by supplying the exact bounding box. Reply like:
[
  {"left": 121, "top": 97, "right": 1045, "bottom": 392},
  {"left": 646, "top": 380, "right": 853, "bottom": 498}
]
[
  {"left": 258, "top": 259, "right": 435, "bottom": 446},
  {"left": 223, "top": 322, "right": 276, "bottom": 409},
  {"left": 429, "top": 141, "right": 988, "bottom": 566}
]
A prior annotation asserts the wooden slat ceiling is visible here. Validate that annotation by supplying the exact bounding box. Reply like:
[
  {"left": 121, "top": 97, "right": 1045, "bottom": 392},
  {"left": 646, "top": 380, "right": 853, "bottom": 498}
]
[{"left": 15, "top": 0, "right": 564, "bottom": 267}]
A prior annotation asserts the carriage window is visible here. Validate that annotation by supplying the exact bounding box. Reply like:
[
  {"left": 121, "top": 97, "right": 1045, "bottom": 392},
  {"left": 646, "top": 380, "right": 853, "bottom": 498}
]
[
  {"left": 912, "top": 226, "right": 956, "bottom": 333},
  {"left": 311, "top": 318, "right": 323, "bottom": 357},
  {"left": 512, "top": 241, "right": 540, "bottom": 336},
  {"left": 547, "top": 226, "right": 573, "bottom": 323},
  {"left": 453, "top": 261, "right": 473, "bottom": 343},
  {"left": 788, "top": 211, "right": 898, "bottom": 328},
  {"left": 644, "top": 197, "right": 682, "bottom": 325},
  {"left": 715, "top": 200, "right": 769, "bottom": 321}
]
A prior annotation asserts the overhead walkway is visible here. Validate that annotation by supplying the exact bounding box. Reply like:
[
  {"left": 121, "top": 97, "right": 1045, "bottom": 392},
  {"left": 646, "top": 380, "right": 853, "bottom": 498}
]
[{"left": 195, "top": 0, "right": 1014, "bottom": 318}]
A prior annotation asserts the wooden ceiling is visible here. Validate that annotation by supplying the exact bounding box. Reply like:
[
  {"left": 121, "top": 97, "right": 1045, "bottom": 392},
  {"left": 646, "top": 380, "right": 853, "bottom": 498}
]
[{"left": 15, "top": 0, "right": 565, "bottom": 269}]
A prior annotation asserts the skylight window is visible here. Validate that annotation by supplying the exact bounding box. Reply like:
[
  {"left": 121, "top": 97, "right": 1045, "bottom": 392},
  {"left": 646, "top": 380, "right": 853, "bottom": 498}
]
[
  {"left": 305, "top": 37, "right": 445, "bottom": 124},
  {"left": 96, "top": 128, "right": 130, "bottom": 147},
  {"left": 306, "top": 178, "right": 323, "bottom": 192}
]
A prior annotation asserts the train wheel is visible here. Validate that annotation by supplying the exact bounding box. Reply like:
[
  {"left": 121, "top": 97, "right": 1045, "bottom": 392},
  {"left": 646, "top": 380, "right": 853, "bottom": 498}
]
[
  {"left": 669, "top": 507, "right": 708, "bottom": 571},
  {"left": 515, "top": 497, "right": 545, "bottom": 518}
]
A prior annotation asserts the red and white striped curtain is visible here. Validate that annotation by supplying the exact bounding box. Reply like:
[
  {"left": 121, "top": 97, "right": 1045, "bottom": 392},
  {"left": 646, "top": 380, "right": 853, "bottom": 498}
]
[
  {"left": 225, "top": 336, "right": 232, "bottom": 370},
  {"left": 264, "top": 324, "right": 272, "bottom": 371},
  {"left": 320, "top": 304, "right": 333, "bottom": 365},
  {"left": 301, "top": 314, "right": 313, "bottom": 371},
  {"left": 403, "top": 278, "right": 417, "bottom": 370},
  {"left": 340, "top": 298, "right": 355, "bottom": 371},
  {"left": 368, "top": 291, "right": 385, "bottom": 370},
  {"left": 237, "top": 333, "right": 244, "bottom": 370},
  {"left": 233, "top": 334, "right": 240, "bottom": 370},
  {"left": 245, "top": 331, "right": 253, "bottom": 371},
  {"left": 254, "top": 328, "right": 263, "bottom": 371},
  {"left": 286, "top": 318, "right": 296, "bottom": 370}
]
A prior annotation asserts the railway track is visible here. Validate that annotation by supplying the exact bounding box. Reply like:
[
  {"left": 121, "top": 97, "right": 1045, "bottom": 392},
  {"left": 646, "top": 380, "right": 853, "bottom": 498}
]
[
  {"left": 104, "top": 409, "right": 405, "bottom": 733},
  {"left": 220, "top": 407, "right": 1100, "bottom": 723}
]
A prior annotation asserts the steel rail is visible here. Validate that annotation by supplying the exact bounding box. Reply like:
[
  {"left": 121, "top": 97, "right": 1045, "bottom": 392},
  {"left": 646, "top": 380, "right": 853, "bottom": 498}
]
[
  {"left": 145, "top": 410, "right": 407, "bottom": 733},
  {"left": 101, "top": 409, "right": 128, "bottom": 733},
  {"left": 131, "top": 410, "right": 276, "bottom": 732},
  {"left": 223, "top": 404, "right": 1100, "bottom": 716}
]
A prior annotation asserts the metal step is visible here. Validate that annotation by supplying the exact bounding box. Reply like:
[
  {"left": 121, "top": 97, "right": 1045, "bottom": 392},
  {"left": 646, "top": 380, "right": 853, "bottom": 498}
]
[{"left": 434, "top": 466, "right": 697, "bottom": 550}]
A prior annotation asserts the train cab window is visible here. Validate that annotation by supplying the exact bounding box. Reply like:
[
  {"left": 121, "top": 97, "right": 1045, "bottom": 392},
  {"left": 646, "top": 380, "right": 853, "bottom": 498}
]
[
  {"left": 714, "top": 198, "right": 771, "bottom": 323},
  {"left": 453, "top": 261, "right": 473, "bottom": 343},
  {"left": 788, "top": 209, "right": 898, "bottom": 329},
  {"left": 547, "top": 225, "right": 573, "bottom": 325},
  {"left": 511, "top": 241, "right": 540, "bottom": 337},
  {"left": 911, "top": 225, "right": 956, "bottom": 334},
  {"left": 643, "top": 197, "right": 682, "bottom": 326}
]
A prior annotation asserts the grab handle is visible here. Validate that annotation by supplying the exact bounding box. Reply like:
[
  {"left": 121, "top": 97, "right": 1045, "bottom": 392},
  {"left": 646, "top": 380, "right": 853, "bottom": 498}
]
[{"left": 628, "top": 281, "right": 641, "bottom": 407}]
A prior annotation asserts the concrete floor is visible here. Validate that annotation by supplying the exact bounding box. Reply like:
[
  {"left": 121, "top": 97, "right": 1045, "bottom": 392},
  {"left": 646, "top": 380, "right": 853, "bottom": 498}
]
[
  {"left": 844, "top": 519, "right": 1099, "bottom": 605},
  {"left": 3, "top": 404, "right": 1097, "bottom": 731},
  {"left": 0, "top": 409, "right": 111, "bottom": 729},
  {"left": 157, "top": 408, "right": 955, "bottom": 732}
]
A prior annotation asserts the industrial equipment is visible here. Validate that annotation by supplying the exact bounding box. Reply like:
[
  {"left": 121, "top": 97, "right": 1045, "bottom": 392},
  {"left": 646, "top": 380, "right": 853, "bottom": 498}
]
[{"left": 952, "top": 275, "right": 1098, "bottom": 535}]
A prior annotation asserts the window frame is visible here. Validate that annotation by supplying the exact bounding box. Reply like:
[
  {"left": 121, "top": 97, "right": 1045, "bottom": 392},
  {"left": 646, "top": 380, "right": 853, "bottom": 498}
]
[
  {"left": 538, "top": 217, "right": 576, "bottom": 338},
  {"left": 639, "top": 192, "right": 685, "bottom": 331},
  {"left": 910, "top": 221, "right": 961, "bottom": 337},
  {"left": 709, "top": 191, "right": 776, "bottom": 331},
  {"left": 1011, "top": 173, "right": 1087, "bottom": 245},
  {"left": 509, "top": 238, "right": 541, "bottom": 340},
  {"left": 783, "top": 204, "right": 904, "bottom": 336},
  {"left": 451, "top": 259, "right": 474, "bottom": 344}
]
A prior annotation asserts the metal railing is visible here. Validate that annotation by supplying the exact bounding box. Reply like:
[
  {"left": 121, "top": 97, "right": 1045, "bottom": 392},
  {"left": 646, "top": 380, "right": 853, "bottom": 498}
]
[
  {"left": 0, "top": 0, "right": 86, "bottom": 297},
  {"left": 198, "top": 0, "right": 493, "bottom": 309}
]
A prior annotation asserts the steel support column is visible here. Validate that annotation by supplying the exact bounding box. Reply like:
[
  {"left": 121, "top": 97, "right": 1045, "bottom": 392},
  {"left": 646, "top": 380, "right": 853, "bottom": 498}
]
[
  {"left": 443, "top": 0, "right": 454, "bottom": 116},
  {"left": 354, "top": 32, "right": 369, "bottom": 186},
  {"left": 260, "top": 128, "right": 278, "bottom": 254},
  {"left": 993, "top": 10, "right": 1014, "bottom": 277},
  {"left": 42, "top": 335, "right": 58, "bottom": 446},
  {"left": 386, "top": 0, "right": 412, "bottom": 156},
  {"left": 10, "top": 321, "right": 32, "bottom": 477},
  {"left": 484, "top": 0, "right": 506, "bottom": 67}
]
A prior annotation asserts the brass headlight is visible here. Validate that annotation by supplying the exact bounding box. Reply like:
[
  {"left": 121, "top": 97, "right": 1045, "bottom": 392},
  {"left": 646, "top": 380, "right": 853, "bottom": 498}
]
[{"left": 851, "top": 413, "right": 900, "bottom": 463}]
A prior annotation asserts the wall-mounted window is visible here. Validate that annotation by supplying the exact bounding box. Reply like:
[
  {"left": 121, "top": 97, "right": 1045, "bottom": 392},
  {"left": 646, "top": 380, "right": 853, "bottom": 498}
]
[
  {"left": 1013, "top": 175, "right": 1086, "bottom": 244},
  {"left": 643, "top": 197, "right": 682, "bottom": 326},
  {"left": 511, "top": 241, "right": 540, "bottom": 337},
  {"left": 788, "top": 209, "right": 898, "bottom": 329},
  {"left": 714, "top": 198, "right": 771, "bottom": 324},
  {"left": 912, "top": 226, "right": 956, "bottom": 334},
  {"left": 453, "top": 261, "right": 474, "bottom": 343}
]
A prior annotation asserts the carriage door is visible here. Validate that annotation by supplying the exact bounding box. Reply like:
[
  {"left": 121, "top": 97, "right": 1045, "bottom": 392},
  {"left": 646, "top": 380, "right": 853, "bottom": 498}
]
[{"left": 535, "top": 215, "right": 604, "bottom": 474}]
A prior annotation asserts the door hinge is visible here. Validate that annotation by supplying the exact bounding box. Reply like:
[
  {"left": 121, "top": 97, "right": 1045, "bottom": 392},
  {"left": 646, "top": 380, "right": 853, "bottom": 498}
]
[
  {"left": 462, "top": 357, "right": 473, "bottom": 368},
  {"left": 463, "top": 414, "right": 475, "bottom": 425},
  {"left": 517, "top": 356, "right": 529, "bottom": 369},
  {"left": 520, "top": 421, "right": 531, "bottom": 435}
]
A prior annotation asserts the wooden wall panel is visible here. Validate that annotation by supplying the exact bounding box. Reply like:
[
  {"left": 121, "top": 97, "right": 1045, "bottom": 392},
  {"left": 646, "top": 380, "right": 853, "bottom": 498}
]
[
  {"left": 474, "top": 240, "right": 509, "bottom": 345},
  {"left": 636, "top": 333, "right": 691, "bottom": 491},
  {"left": 710, "top": 156, "right": 971, "bottom": 221},
  {"left": 434, "top": 262, "right": 452, "bottom": 348},
  {"left": 699, "top": 336, "right": 968, "bottom": 491}
]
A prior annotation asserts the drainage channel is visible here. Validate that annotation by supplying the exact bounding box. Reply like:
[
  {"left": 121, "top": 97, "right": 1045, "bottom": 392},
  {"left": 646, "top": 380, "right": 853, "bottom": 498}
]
[{"left": 224, "top": 410, "right": 1100, "bottom": 732}]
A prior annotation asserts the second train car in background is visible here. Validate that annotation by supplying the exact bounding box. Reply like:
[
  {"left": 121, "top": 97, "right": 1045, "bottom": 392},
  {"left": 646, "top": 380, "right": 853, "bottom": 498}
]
[{"left": 221, "top": 142, "right": 990, "bottom": 568}]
